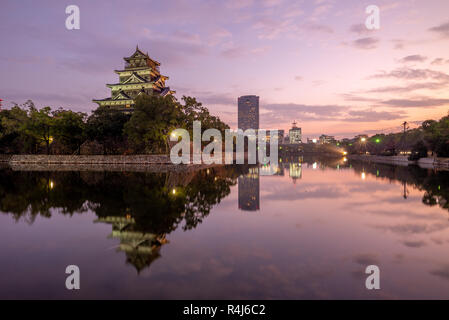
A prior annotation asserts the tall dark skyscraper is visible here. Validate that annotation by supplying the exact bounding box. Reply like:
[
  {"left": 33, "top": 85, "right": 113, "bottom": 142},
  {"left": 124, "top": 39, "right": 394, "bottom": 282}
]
[{"left": 238, "top": 95, "right": 259, "bottom": 131}]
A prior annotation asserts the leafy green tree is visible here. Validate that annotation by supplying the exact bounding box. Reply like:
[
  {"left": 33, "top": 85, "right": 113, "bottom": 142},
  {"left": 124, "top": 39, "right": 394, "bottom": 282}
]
[
  {"left": 125, "top": 94, "right": 183, "bottom": 154},
  {"left": 181, "top": 96, "right": 229, "bottom": 135},
  {"left": 52, "top": 109, "right": 87, "bottom": 154},
  {"left": 86, "top": 106, "right": 130, "bottom": 154},
  {"left": 25, "top": 106, "right": 54, "bottom": 154},
  {"left": 1, "top": 101, "right": 37, "bottom": 153}
]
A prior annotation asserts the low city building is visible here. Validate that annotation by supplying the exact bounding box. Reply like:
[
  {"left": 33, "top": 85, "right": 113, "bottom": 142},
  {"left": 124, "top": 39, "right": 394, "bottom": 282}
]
[
  {"left": 319, "top": 134, "right": 336, "bottom": 144},
  {"left": 289, "top": 121, "right": 302, "bottom": 144}
]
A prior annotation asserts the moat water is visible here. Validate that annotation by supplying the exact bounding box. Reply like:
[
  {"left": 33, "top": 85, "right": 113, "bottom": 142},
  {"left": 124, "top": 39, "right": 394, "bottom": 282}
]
[{"left": 1, "top": 157, "right": 449, "bottom": 299}]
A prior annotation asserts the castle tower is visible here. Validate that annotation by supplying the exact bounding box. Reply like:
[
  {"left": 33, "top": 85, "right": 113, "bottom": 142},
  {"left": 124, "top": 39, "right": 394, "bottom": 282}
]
[{"left": 93, "top": 46, "right": 175, "bottom": 112}]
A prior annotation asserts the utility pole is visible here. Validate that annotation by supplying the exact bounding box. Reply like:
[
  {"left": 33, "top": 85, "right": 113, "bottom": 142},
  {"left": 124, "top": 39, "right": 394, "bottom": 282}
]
[{"left": 401, "top": 121, "right": 409, "bottom": 152}]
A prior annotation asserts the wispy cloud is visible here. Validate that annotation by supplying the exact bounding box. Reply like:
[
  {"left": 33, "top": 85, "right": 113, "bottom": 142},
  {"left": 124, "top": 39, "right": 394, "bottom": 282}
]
[
  {"left": 399, "top": 55, "right": 427, "bottom": 63},
  {"left": 429, "top": 21, "right": 449, "bottom": 38},
  {"left": 381, "top": 98, "right": 449, "bottom": 108},
  {"left": 351, "top": 37, "right": 379, "bottom": 50}
]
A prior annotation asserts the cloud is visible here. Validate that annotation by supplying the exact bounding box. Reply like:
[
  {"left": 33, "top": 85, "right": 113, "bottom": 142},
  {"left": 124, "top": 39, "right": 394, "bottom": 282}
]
[
  {"left": 392, "top": 39, "right": 405, "bottom": 50},
  {"left": 399, "top": 55, "right": 427, "bottom": 63},
  {"left": 252, "top": 17, "right": 293, "bottom": 40},
  {"left": 353, "top": 253, "right": 379, "bottom": 265},
  {"left": 259, "top": 103, "right": 406, "bottom": 124},
  {"left": 373, "top": 223, "right": 449, "bottom": 235},
  {"left": 349, "top": 24, "right": 374, "bottom": 36},
  {"left": 220, "top": 46, "right": 245, "bottom": 58},
  {"left": 381, "top": 98, "right": 449, "bottom": 108},
  {"left": 429, "top": 21, "right": 449, "bottom": 38},
  {"left": 340, "top": 94, "right": 379, "bottom": 102},
  {"left": 344, "top": 109, "right": 406, "bottom": 122},
  {"left": 140, "top": 28, "right": 208, "bottom": 65},
  {"left": 368, "top": 82, "right": 448, "bottom": 94},
  {"left": 366, "top": 67, "right": 449, "bottom": 93},
  {"left": 225, "top": 0, "right": 254, "bottom": 9},
  {"left": 430, "top": 265, "right": 449, "bottom": 280},
  {"left": 261, "top": 0, "right": 283, "bottom": 7},
  {"left": 351, "top": 37, "right": 379, "bottom": 50},
  {"left": 294, "top": 76, "right": 303, "bottom": 81},
  {"left": 431, "top": 58, "right": 449, "bottom": 65},
  {"left": 401, "top": 240, "right": 427, "bottom": 248},
  {"left": 302, "top": 23, "right": 334, "bottom": 34},
  {"left": 370, "top": 67, "right": 449, "bottom": 81}
]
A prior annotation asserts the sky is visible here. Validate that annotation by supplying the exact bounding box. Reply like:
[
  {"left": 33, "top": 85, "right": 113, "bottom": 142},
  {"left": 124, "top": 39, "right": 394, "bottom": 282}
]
[{"left": 1, "top": 0, "right": 449, "bottom": 139}]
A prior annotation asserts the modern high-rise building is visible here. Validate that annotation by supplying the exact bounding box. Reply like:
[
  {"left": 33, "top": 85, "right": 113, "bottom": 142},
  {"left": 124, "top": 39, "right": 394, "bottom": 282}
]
[
  {"left": 289, "top": 121, "right": 302, "bottom": 144},
  {"left": 238, "top": 95, "right": 259, "bottom": 131}
]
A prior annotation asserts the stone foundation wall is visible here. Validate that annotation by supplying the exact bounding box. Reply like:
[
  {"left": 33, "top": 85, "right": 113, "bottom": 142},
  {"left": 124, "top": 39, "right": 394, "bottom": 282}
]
[
  {"left": 8, "top": 154, "right": 171, "bottom": 164},
  {"left": 348, "top": 155, "right": 449, "bottom": 170},
  {"left": 0, "top": 155, "right": 12, "bottom": 163}
]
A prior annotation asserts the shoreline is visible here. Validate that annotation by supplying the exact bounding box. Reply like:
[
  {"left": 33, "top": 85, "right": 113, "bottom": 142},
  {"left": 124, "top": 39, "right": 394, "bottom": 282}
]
[
  {"left": 0, "top": 154, "right": 220, "bottom": 172},
  {"left": 348, "top": 154, "right": 449, "bottom": 170}
]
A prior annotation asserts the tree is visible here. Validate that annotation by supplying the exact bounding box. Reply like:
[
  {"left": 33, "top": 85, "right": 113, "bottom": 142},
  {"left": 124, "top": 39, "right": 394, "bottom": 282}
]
[
  {"left": 52, "top": 109, "right": 87, "bottom": 154},
  {"left": 1, "top": 107, "right": 32, "bottom": 153},
  {"left": 124, "top": 94, "right": 183, "bottom": 154},
  {"left": 86, "top": 106, "right": 130, "bottom": 154},
  {"left": 25, "top": 106, "right": 54, "bottom": 154},
  {"left": 409, "top": 140, "right": 427, "bottom": 160},
  {"left": 181, "top": 96, "right": 229, "bottom": 136}
]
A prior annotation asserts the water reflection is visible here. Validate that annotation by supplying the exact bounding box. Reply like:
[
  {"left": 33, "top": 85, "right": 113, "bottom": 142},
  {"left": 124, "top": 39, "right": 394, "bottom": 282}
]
[
  {"left": 0, "top": 167, "right": 239, "bottom": 272},
  {"left": 1, "top": 157, "right": 449, "bottom": 298},
  {"left": 238, "top": 167, "right": 260, "bottom": 211}
]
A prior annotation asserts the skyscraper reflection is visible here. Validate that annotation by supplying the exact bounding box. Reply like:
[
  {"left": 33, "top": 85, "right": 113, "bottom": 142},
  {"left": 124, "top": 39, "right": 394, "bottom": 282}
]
[
  {"left": 289, "top": 163, "right": 302, "bottom": 183},
  {"left": 238, "top": 167, "right": 260, "bottom": 211}
]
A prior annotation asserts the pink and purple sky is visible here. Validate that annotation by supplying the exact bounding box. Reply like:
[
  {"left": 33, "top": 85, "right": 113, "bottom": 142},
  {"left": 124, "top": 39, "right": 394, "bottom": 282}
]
[{"left": 1, "top": 0, "right": 449, "bottom": 138}]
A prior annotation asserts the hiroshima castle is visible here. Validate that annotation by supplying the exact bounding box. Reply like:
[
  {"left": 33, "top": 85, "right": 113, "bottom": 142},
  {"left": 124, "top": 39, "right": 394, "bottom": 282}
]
[{"left": 93, "top": 46, "right": 174, "bottom": 111}]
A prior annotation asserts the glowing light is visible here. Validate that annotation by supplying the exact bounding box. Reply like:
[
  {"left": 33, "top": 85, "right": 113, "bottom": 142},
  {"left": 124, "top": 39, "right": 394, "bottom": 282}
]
[
  {"left": 361, "top": 137, "right": 366, "bottom": 142},
  {"left": 343, "top": 157, "right": 347, "bottom": 162},
  {"left": 312, "top": 139, "right": 317, "bottom": 143},
  {"left": 172, "top": 188, "right": 176, "bottom": 195},
  {"left": 49, "top": 181, "right": 54, "bottom": 189},
  {"left": 361, "top": 172, "right": 366, "bottom": 180},
  {"left": 375, "top": 138, "right": 381, "bottom": 143},
  {"left": 343, "top": 151, "right": 348, "bottom": 155},
  {"left": 171, "top": 132, "right": 176, "bottom": 138},
  {"left": 312, "top": 162, "right": 317, "bottom": 170}
]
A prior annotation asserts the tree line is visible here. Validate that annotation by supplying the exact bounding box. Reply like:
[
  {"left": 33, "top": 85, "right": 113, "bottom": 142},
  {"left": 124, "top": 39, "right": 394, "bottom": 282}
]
[
  {"left": 0, "top": 94, "right": 229, "bottom": 155},
  {"left": 340, "top": 113, "right": 449, "bottom": 159}
]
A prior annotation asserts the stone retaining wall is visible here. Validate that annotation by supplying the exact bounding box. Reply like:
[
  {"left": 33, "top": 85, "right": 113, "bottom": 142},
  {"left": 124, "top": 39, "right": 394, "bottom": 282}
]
[
  {"left": 348, "top": 155, "right": 449, "bottom": 170},
  {"left": 0, "top": 155, "right": 12, "bottom": 163},
  {"left": 8, "top": 154, "right": 171, "bottom": 164}
]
